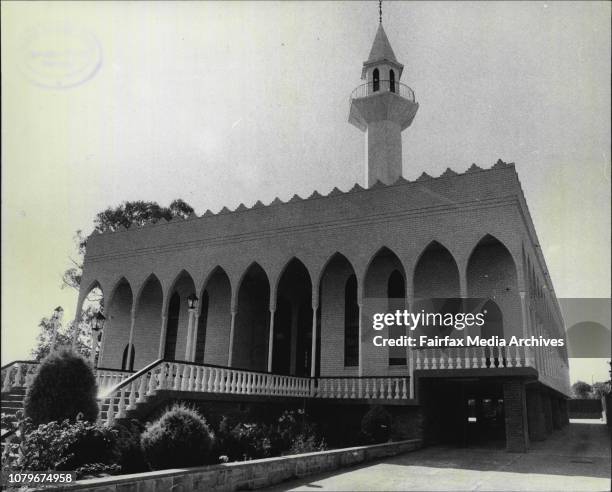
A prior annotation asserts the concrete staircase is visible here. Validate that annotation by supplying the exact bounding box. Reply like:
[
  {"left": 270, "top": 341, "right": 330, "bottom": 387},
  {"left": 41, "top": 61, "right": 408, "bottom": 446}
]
[{"left": 1, "top": 387, "right": 26, "bottom": 418}]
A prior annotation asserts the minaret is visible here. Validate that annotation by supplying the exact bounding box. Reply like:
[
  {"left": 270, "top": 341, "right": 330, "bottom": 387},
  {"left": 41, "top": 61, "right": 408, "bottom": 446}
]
[{"left": 349, "top": 20, "right": 418, "bottom": 186}]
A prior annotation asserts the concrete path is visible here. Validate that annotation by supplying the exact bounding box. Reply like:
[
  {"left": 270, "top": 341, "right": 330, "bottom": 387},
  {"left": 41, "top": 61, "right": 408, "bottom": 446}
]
[{"left": 265, "top": 421, "right": 611, "bottom": 491}]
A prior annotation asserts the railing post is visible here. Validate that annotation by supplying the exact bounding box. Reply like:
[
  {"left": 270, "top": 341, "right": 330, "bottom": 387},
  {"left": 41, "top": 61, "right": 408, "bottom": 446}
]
[{"left": 106, "top": 398, "right": 115, "bottom": 426}]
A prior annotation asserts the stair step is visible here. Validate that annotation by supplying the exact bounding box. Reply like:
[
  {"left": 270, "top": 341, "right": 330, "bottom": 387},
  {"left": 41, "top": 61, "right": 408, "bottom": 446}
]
[{"left": 3, "top": 395, "right": 25, "bottom": 402}]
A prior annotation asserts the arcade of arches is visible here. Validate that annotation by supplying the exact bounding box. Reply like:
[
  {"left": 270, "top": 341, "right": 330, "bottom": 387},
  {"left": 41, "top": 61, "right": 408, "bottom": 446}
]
[{"left": 86, "top": 236, "right": 535, "bottom": 376}]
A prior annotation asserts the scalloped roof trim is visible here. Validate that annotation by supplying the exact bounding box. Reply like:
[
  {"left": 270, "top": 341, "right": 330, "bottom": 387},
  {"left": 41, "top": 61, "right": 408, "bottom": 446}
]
[{"left": 101, "top": 160, "right": 514, "bottom": 234}]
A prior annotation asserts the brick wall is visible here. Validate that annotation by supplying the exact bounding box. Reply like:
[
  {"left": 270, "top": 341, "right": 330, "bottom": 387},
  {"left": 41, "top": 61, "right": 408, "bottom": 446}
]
[
  {"left": 58, "top": 439, "right": 423, "bottom": 492},
  {"left": 502, "top": 380, "right": 529, "bottom": 452}
]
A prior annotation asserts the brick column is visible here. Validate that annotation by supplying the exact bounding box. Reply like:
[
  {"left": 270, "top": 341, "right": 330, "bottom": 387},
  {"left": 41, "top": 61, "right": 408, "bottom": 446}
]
[
  {"left": 503, "top": 380, "right": 529, "bottom": 452},
  {"left": 543, "top": 393, "right": 553, "bottom": 434},
  {"left": 267, "top": 307, "right": 275, "bottom": 373},
  {"left": 551, "top": 398, "right": 562, "bottom": 430},
  {"left": 310, "top": 299, "right": 318, "bottom": 378},
  {"left": 526, "top": 389, "right": 546, "bottom": 441}
]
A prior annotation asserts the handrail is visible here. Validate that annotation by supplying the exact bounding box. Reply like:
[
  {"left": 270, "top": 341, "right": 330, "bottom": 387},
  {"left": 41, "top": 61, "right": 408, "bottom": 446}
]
[
  {"left": 100, "top": 358, "right": 163, "bottom": 398},
  {"left": 95, "top": 366, "right": 135, "bottom": 374},
  {"left": 1, "top": 360, "right": 37, "bottom": 371},
  {"left": 350, "top": 80, "right": 415, "bottom": 102}
]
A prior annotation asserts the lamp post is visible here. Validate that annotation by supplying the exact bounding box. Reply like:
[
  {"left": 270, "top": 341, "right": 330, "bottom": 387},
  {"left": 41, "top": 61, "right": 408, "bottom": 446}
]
[
  {"left": 185, "top": 294, "right": 199, "bottom": 361},
  {"left": 50, "top": 306, "right": 64, "bottom": 352},
  {"left": 90, "top": 311, "right": 106, "bottom": 367}
]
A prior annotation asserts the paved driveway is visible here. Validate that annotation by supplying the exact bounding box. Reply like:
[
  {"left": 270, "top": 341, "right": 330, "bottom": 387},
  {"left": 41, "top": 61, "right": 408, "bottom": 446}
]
[{"left": 265, "top": 421, "right": 611, "bottom": 491}]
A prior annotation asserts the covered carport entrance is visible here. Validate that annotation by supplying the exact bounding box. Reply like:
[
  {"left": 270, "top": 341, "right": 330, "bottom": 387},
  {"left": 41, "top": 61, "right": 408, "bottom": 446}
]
[{"left": 415, "top": 368, "right": 538, "bottom": 452}]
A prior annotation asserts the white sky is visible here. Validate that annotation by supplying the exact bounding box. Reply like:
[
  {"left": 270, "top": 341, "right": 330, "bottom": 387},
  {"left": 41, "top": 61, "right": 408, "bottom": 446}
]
[{"left": 1, "top": 1, "right": 610, "bottom": 382}]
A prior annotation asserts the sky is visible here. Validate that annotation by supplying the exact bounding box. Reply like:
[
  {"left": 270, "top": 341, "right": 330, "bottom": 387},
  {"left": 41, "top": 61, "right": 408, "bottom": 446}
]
[{"left": 1, "top": 1, "right": 610, "bottom": 382}]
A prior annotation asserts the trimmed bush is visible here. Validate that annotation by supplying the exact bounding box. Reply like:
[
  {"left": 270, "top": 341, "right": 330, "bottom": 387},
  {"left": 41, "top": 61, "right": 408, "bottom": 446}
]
[
  {"left": 361, "top": 405, "right": 392, "bottom": 443},
  {"left": 24, "top": 349, "right": 98, "bottom": 426},
  {"left": 141, "top": 404, "right": 214, "bottom": 469},
  {"left": 112, "top": 419, "right": 148, "bottom": 473}
]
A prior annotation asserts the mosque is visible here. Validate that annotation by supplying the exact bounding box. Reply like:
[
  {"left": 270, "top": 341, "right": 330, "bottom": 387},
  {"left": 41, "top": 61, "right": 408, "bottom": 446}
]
[{"left": 6, "top": 18, "right": 571, "bottom": 452}]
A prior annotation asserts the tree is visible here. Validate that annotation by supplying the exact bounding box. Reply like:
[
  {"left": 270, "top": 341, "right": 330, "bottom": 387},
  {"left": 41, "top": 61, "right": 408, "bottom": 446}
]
[
  {"left": 571, "top": 381, "right": 592, "bottom": 399},
  {"left": 62, "top": 199, "right": 194, "bottom": 291},
  {"left": 591, "top": 382, "right": 610, "bottom": 399},
  {"left": 24, "top": 349, "right": 99, "bottom": 425},
  {"left": 30, "top": 307, "right": 95, "bottom": 361}
]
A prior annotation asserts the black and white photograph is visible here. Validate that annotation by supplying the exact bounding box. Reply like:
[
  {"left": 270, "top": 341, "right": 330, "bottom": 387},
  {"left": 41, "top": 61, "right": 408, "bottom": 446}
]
[{"left": 1, "top": 2, "right": 610, "bottom": 491}]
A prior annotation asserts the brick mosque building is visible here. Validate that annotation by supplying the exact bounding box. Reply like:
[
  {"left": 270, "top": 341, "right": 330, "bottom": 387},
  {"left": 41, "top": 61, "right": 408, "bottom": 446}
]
[{"left": 3, "top": 21, "right": 571, "bottom": 452}]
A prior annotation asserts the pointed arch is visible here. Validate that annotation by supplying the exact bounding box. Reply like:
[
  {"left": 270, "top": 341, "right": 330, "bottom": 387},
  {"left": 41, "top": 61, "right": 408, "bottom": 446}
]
[
  {"left": 364, "top": 247, "right": 407, "bottom": 367},
  {"left": 164, "top": 270, "right": 197, "bottom": 361},
  {"left": 100, "top": 277, "right": 133, "bottom": 369},
  {"left": 233, "top": 262, "right": 270, "bottom": 371},
  {"left": 373, "top": 68, "right": 380, "bottom": 92},
  {"left": 467, "top": 234, "right": 521, "bottom": 339},
  {"left": 273, "top": 257, "right": 313, "bottom": 376},
  {"left": 319, "top": 252, "right": 359, "bottom": 373},
  {"left": 363, "top": 246, "right": 407, "bottom": 297},
  {"left": 389, "top": 69, "right": 395, "bottom": 92},
  {"left": 132, "top": 274, "right": 163, "bottom": 368},
  {"left": 413, "top": 240, "right": 460, "bottom": 300},
  {"left": 466, "top": 234, "right": 519, "bottom": 297},
  {"left": 196, "top": 266, "right": 231, "bottom": 365}
]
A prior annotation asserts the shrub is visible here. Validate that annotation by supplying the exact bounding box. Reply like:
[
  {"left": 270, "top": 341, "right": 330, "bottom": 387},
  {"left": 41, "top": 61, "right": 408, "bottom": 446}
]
[
  {"left": 112, "top": 419, "right": 148, "bottom": 473},
  {"left": 141, "top": 404, "right": 214, "bottom": 469},
  {"left": 361, "top": 405, "right": 392, "bottom": 443},
  {"left": 18, "top": 418, "right": 119, "bottom": 476},
  {"left": 212, "top": 410, "right": 326, "bottom": 461},
  {"left": 24, "top": 349, "right": 98, "bottom": 426}
]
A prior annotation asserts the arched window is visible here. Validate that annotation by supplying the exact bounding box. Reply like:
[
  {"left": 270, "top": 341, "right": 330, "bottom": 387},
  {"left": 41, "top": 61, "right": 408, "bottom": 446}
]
[
  {"left": 194, "top": 290, "right": 209, "bottom": 363},
  {"left": 164, "top": 292, "right": 180, "bottom": 360},
  {"left": 389, "top": 69, "right": 395, "bottom": 93},
  {"left": 121, "top": 344, "right": 135, "bottom": 371},
  {"left": 344, "top": 274, "right": 359, "bottom": 366},
  {"left": 387, "top": 270, "right": 406, "bottom": 365},
  {"left": 373, "top": 68, "right": 380, "bottom": 92}
]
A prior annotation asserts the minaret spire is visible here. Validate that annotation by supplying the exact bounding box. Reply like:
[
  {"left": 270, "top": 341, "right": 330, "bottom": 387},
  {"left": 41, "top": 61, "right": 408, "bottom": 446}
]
[{"left": 348, "top": 18, "right": 419, "bottom": 186}]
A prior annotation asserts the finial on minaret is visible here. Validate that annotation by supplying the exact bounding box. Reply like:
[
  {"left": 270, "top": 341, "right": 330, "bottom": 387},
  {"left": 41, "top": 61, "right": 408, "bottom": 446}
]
[{"left": 379, "top": 0, "right": 382, "bottom": 24}]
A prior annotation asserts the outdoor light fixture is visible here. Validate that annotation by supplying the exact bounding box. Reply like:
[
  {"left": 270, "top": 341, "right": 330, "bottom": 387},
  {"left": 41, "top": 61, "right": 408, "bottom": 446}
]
[
  {"left": 93, "top": 311, "right": 106, "bottom": 332},
  {"left": 187, "top": 294, "right": 199, "bottom": 310}
]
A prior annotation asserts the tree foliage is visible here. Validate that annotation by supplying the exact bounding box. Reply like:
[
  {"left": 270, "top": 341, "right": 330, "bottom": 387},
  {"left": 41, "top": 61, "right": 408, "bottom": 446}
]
[
  {"left": 24, "top": 350, "right": 99, "bottom": 426},
  {"left": 571, "top": 381, "right": 593, "bottom": 399},
  {"left": 61, "top": 199, "right": 194, "bottom": 291},
  {"left": 30, "top": 307, "right": 95, "bottom": 361},
  {"left": 18, "top": 418, "right": 119, "bottom": 477}
]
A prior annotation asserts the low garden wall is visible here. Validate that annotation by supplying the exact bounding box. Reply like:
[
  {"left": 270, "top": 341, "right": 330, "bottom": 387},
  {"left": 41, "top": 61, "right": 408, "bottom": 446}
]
[{"left": 54, "top": 439, "right": 422, "bottom": 492}]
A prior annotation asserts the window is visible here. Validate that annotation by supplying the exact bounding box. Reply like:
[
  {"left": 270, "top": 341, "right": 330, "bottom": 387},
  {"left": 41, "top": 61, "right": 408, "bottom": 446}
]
[
  {"left": 388, "top": 270, "right": 406, "bottom": 365},
  {"left": 373, "top": 68, "right": 380, "bottom": 92},
  {"left": 344, "top": 274, "right": 359, "bottom": 366},
  {"left": 121, "top": 344, "right": 135, "bottom": 371},
  {"left": 194, "top": 291, "right": 209, "bottom": 363},
  {"left": 389, "top": 69, "right": 395, "bottom": 93},
  {"left": 164, "top": 292, "right": 180, "bottom": 360}
]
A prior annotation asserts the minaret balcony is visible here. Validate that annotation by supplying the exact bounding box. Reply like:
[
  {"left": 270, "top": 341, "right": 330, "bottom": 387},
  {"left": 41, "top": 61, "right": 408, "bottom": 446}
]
[{"left": 350, "top": 80, "right": 416, "bottom": 102}]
